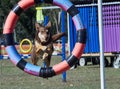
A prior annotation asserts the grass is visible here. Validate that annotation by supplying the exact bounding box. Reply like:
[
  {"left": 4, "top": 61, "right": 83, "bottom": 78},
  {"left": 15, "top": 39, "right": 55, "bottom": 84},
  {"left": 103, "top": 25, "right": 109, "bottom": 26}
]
[{"left": 0, "top": 56, "right": 120, "bottom": 89}]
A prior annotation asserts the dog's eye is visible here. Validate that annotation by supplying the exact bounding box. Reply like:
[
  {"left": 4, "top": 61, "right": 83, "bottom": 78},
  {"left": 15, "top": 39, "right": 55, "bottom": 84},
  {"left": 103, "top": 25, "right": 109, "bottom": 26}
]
[{"left": 41, "top": 31, "right": 44, "bottom": 33}]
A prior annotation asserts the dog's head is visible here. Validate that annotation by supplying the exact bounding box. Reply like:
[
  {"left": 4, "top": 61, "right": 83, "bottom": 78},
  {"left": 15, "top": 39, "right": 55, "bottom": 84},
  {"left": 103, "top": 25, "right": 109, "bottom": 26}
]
[{"left": 35, "top": 21, "right": 51, "bottom": 45}]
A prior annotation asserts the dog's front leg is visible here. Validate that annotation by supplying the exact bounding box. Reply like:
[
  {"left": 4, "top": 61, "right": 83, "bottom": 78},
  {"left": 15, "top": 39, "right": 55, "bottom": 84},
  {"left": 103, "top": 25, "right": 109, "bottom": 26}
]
[
  {"left": 43, "top": 53, "right": 52, "bottom": 68},
  {"left": 52, "top": 32, "right": 66, "bottom": 42},
  {"left": 43, "top": 53, "right": 48, "bottom": 60}
]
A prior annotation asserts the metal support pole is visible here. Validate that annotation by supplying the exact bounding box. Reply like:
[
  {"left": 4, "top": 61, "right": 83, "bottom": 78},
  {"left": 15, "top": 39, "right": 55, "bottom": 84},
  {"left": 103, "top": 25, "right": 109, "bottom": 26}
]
[
  {"left": 98, "top": 0, "right": 106, "bottom": 89},
  {"left": 61, "top": 11, "right": 66, "bottom": 82},
  {"left": 67, "top": 13, "right": 71, "bottom": 55}
]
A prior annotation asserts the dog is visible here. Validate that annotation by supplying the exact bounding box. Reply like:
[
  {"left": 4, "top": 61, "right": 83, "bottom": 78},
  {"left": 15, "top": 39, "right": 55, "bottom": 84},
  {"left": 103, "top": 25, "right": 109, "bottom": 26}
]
[{"left": 31, "top": 21, "right": 66, "bottom": 67}]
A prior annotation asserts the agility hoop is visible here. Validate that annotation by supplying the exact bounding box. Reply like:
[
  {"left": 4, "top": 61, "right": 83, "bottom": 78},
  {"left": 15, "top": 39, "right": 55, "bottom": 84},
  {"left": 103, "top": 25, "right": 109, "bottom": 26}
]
[
  {"left": 20, "top": 39, "right": 32, "bottom": 54},
  {"left": 3, "top": 0, "right": 86, "bottom": 78}
]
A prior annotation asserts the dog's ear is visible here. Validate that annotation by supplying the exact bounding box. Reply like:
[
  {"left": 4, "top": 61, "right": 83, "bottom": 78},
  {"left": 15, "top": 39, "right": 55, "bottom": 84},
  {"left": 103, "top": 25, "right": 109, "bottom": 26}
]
[
  {"left": 45, "top": 21, "right": 51, "bottom": 28},
  {"left": 35, "top": 22, "right": 40, "bottom": 31}
]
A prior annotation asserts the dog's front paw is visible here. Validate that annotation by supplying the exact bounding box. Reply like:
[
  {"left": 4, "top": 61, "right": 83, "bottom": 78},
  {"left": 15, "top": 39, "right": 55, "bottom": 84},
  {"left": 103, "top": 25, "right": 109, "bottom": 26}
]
[{"left": 43, "top": 53, "right": 48, "bottom": 59}]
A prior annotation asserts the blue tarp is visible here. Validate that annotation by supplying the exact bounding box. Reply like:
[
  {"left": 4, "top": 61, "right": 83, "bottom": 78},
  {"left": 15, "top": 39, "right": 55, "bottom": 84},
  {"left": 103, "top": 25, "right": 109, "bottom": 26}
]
[{"left": 69, "top": 6, "right": 100, "bottom": 53}]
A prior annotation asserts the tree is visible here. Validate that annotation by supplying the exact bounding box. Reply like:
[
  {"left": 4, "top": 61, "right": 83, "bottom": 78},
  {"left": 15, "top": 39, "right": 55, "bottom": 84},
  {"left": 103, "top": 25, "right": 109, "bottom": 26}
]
[
  {"left": 0, "top": 0, "right": 36, "bottom": 42},
  {"left": 0, "top": 1, "right": 65, "bottom": 43}
]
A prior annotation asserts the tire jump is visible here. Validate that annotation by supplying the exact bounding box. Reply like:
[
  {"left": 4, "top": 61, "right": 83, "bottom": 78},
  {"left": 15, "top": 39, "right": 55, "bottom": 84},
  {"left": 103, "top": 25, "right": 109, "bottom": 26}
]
[{"left": 3, "top": 0, "right": 86, "bottom": 78}]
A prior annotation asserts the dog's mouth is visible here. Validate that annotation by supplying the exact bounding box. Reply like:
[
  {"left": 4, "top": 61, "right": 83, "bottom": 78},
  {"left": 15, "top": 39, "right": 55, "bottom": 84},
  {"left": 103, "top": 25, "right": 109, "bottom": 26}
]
[
  {"left": 41, "top": 37, "right": 50, "bottom": 45},
  {"left": 41, "top": 41, "right": 49, "bottom": 45},
  {"left": 40, "top": 41, "right": 46, "bottom": 45},
  {"left": 37, "top": 31, "right": 51, "bottom": 45},
  {"left": 41, "top": 35, "right": 51, "bottom": 45}
]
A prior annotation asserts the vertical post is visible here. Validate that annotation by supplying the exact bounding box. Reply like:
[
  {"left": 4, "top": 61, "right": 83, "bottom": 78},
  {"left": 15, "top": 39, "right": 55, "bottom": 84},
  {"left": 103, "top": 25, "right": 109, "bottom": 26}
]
[
  {"left": 61, "top": 10, "right": 66, "bottom": 82},
  {"left": 67, "top": 13, "right": 70, "bottom": 55},
  {"left": 44, "top": 16, "right": 49, "bottom": 26},
  {"left": 98, "top": 0, "right": 106, "bottom": 89},
  {"left": 43, "top": 16, "right": 49, "bottom": 68}
]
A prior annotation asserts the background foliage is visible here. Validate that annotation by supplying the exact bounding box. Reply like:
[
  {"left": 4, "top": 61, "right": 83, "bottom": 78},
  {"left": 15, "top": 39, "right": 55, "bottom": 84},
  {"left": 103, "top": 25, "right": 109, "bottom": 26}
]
[{"left": 0, "top": 0, "right": 63, "bottom": 43}]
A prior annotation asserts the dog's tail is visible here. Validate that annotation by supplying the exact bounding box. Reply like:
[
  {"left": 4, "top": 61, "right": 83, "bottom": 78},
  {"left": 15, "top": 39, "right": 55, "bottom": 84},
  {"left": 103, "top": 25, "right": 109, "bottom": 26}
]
[{"left": 52, "top": 32, "right": 67, "bottom": 42}]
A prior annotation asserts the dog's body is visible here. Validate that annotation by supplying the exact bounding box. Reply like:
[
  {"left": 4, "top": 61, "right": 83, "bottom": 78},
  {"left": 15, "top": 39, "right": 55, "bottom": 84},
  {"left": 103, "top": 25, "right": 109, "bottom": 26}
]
[{"left": 31, "top": 22, "right": 66, "bottom": 67}]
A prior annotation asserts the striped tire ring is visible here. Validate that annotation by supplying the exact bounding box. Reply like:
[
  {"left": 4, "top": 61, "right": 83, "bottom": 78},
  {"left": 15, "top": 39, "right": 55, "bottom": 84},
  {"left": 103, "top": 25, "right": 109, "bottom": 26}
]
[{"left": 3, "top": 0, "right": 86, "bottom": 78}]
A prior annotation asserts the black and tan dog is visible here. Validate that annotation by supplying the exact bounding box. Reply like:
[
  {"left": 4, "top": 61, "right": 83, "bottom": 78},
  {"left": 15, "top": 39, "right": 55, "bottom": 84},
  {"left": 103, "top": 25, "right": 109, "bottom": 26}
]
[{"left": 31, "top": 21, "right": 66, "bottom": 67}]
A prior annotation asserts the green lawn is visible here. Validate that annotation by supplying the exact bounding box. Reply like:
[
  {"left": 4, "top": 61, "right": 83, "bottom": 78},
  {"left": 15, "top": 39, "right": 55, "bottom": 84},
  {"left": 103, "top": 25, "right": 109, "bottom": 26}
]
[{"left": 0, "top": 56, "right": 120, "bottom": 89}]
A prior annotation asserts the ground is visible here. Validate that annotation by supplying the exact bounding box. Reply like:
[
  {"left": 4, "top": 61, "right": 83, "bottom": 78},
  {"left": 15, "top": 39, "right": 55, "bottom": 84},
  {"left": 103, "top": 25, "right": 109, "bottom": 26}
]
[{"left": 0, "top": 56, "right": 120, "bottom": 89}]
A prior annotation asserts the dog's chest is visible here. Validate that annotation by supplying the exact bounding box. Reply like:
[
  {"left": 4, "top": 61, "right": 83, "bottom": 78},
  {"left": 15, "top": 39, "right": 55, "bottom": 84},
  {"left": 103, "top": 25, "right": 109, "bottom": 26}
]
[
  {"left": 35, "top": 41, "right": 47, "bottom": 51},
  {"left": 35, "top": 41, "right": 53, "bottom": 54}
]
